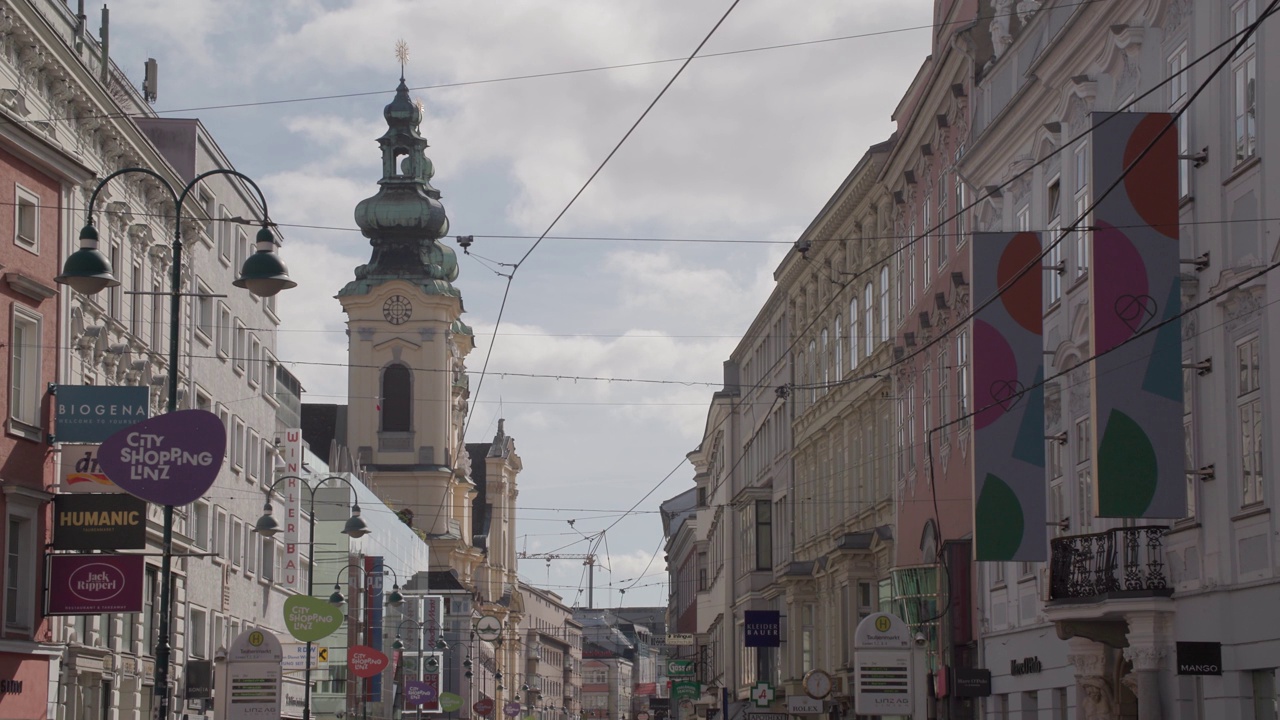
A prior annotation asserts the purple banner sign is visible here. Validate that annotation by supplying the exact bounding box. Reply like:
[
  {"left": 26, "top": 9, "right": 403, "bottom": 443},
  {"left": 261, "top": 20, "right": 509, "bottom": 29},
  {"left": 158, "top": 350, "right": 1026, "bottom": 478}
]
[
  {"left": 405, "top": 680, "right": 437, "bottom": 707},
  {"left": 97, "top": 409, "right": 226, "bottom": 506},
  {"left": 46, "top": 554, "right": 145, "bottom": 615}
]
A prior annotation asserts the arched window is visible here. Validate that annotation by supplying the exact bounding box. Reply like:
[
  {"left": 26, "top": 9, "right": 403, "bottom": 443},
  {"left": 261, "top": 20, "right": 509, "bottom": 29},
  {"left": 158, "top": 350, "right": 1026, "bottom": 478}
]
[
  {"left": 820, "top": 329, "right": 830, "bottom": 388},
  {"left": 849, "top": 298, "right": 860, "bottom": 370},
  {"left": 864, "top": 282, "right": 875, "bottom": 358},
  {"left": 835, "top": 315, "right": 843, "bottom": 377},
  {"left": 381, "top": 363, "right": 412, "bottom": 432}
]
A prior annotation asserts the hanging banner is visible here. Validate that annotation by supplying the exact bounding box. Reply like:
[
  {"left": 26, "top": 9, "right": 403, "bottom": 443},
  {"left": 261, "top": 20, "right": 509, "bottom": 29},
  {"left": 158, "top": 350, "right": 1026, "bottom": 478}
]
[
  {"left": 274, "top": 429, "right": 304, "bottom": 591},
  {"left": 45, "top": 554, "right": 145, "bottom": 615},
  {"left": 54, "top": 385, "right": 149, "bottom": 443},
  {"left": 96, "top": 409, "right": 226, "bottom": 506},
  {"left": 971, "top": 231, "right": 1047, "bottom": 560},
  {"left": 52, "top": 493, "right": 147, "bottom": 550},
  {"left": 1090, "top": 112, "right": 1185, "bottom": 518},
  {"left": 366, "top": 556, "right": 385, "bottom": 703},
  {"left": 59, "top": 444, "right": 126, "bottom": 493}
]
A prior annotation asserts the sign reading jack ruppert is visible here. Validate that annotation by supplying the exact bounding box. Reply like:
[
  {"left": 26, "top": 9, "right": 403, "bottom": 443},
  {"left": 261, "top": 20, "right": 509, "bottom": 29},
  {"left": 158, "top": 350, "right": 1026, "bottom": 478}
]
[
  {"left": 46, "top": 554, "right": 145, "bottom": 615},
  {"left": 55, "top": 385, "right": 149, "bottom": 443},
  {"left": 97, "top": 409, "right": 226, "bottom": 506}
]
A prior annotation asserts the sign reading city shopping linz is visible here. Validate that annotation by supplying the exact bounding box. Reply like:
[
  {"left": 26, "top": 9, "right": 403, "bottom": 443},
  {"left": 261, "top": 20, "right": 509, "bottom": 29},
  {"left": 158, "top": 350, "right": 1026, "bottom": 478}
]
[
  {"left": 55, "top": 385, "right": 149, "bottom": 443},
  {"left": 744, "top": 610, "right": 781, "bottom": 648}
]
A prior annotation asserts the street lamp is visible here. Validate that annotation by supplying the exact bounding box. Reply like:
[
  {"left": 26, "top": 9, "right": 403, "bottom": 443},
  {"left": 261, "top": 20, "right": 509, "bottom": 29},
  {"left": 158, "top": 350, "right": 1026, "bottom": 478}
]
[
  {"left": 255, "top": 474, "right": 371, "bottom": 720},
  {"left": 55, "top": 166, "right": 295, "bottom": 720},
  {"left": 327, "top": 563, "right": 405, "bottom": 609}
]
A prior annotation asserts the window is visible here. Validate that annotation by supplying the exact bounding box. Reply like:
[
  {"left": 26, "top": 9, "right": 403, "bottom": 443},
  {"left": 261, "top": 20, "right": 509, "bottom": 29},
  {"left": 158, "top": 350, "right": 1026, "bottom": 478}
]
[
  {"left": 189, "top": 607, "right": 207, "bottom": 659},
  {"left": 922, "top": 366, "right": 932, "bottom": 445},
  {"left": 195, "top": 280, "right": 214, "bottom": 342},
  {"left": 879, "top": 267, "right": 890, "bottom": 340},
  {"left": 849, "top": 298, "right": 859, "bottom": 370},
  {"left": 108, "top": 241, "right": 122, "bottom": 317},
  {"left": 1168, "top": 44, "right": 1192, "bottom": 196},
  {"left": 234, "top": 228, "right": 249, "bottom": 275},
  {"left": 190, "top": 501, "right": 210, "bottom": 550},
  {"left": 937, "top": 179, "right": 949, "bottom": 268},
  {"left": 1250, "top": 669, "right": 1276, "bottom": 720},
  {"left": 217, "top": 303, "right": 232, "bottom": 358},
  {"left": 1232, "top": 0, "right": 1258, "bottom": 164},
  {"left": 231, "top": 417, "right": 245, "bottom": 472},
  {"left": 955, "top": 176, "right": 969, "bottom": 248},
  {"left": 234, "top": 320, "right": 247, "bottom": 374},
  {"left": 230, "top": 518, "right": 243, "bottom": 567},
  {"left": 130, "top": 264, "right": 144, "bottom": 337},
  {"left": 217, "top": 205, "right": 231, "bottom": 262},
  {"left": 808, "top": 340, "right": 817, "bottom": 405},
  {"left": 697, "top": 552, "right": 708, "bottom": 591},
  {"left": 150, "top": 279, "right": 164, "bottom": 350},
  {"left": 247, "top": 430, "right": 260, "bottom": 482},
  {"left": 9, "top": 306, "right": 41, "bottom": 434},
  {"left": 262, "top": 350, "right": 279, "bottom": 402},
  {"left": 381, "top": 363, "right": 412, "bottom": 432},
  {"left": 143, "top": 566, "right": 159, "bottom": 652},
  {"left": 800, "top": 603, "right": 815, "bottom": 673},
  {"left": 1073, "top": 143, "right": 1090, "bottom": 278},
  {"left": 864, "top": 282, "right": 875, "bottom": 359},
  {"left": 249, "top": 335, "right": 262, "bottom": 387},
  {"left": 1184, "top": 366, "right": 1198, "bottom": 519},
  {"left": 1046, "top": 222, "right": 1063, "bottom": 304},
  {"left": 213, "top": 507, "right": 227, "bottom": 557},
  {"left": 1017, "top": 204, "right": 1030, "bottom": 232},
  {"left": 956, "top": 330, "right": 970, "bottom": 420},
  {"left": 820, "top": 328, "right": 829, "bottom": 389},
  {"left": 908, "top": 236, "right": 917, "bottom": 303},
  {"left": 754, "top": 499, "right": 772, "bottom": 570},
  {"left": 835, "top": 315, "right": 843, "bottom": 377},
  {"left": 905, "top": 381, "right": 916, "bottom": 471},
  {"left": 245, "top": 523, "right": 257, "bottom": 574},
  {"left": 922, "top": 196, "right": 932, "bottom": 275},
  {"left": 1238, "top": 336, "right": 1263, "bottom": 505},
  {"left": 14, "top": 185, "right": 39, "bottom": 253},
  {"left": 4, "top": 509, "right": 37, "bottom": 630},
  {"left": 938, "top": 349, "right": 949, "bottom": 431},
  {"left": 992, "top": 561, "right": 1005, "bottom": 585}
]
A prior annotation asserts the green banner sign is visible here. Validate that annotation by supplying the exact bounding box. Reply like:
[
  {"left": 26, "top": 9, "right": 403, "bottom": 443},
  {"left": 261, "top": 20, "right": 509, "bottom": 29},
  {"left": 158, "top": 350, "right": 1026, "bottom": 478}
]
[
  {"left": 667, "top": 659, "right": 695, "bottom": 677},
  {"left": 283, "top": 595, "right": 344, "bottom": 643},
  {"left": 440, "top": 693, "right": 464, "bottom": 712},
  {"left": 672, "top": 681, "right": 700, "bottom": 701}
]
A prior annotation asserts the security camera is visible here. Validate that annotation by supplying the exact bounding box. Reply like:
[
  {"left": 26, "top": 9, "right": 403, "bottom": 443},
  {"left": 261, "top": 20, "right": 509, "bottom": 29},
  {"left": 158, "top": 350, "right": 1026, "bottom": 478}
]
[{"left": 913, "top": 633, "right": 927, "bottom": 646}]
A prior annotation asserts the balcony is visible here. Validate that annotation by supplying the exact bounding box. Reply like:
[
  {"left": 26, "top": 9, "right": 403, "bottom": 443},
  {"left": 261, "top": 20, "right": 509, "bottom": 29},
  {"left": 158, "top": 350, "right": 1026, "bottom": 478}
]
[{"left": 1047, "top": 526, "right": 1173, "bottom": 603}]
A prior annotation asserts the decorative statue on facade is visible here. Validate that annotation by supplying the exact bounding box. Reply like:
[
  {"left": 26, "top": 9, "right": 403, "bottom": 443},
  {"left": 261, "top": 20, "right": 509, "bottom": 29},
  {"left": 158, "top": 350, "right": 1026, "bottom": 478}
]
[{"left": 1081, "top": 677, "right": 1118, "bottom": 720}]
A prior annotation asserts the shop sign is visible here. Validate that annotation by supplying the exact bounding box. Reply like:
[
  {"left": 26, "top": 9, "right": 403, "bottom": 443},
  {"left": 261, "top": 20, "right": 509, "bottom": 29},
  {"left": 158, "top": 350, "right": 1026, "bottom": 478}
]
[
  {"left": 53, "top": 494, "right": 147, "bottom": 550},
  {"left": 282, "top": 595, "right": 343, "bottom": 643},
  {"left": 97, "top": 409, "right": 226, "bottom": 506},
  {"left": 744, "top": 610, "right": 780, "bottom": 648},
  {"left": 786, "top": 696, "right": 822, "bottom": 714},
  {"left": 349, "top": 645, "right": 389, "bottom": 679},
  {"left": 281, "top": 643, "right": 324, "bottom": 671},
  {"left": 666, "top": 659, "right": 694, "bottom": 677},
  {"left": 46, "top": 554, "right": 145, "bottom": 614},
  {"left": 1176, "top": 642, "right": 1222, "bottom": 676},
  {"left": 0, "top": 679, "right": 22, "bottom": 695},
  {"left": 474, "top": 697, "right": 495, "bottom": 717},
  {"left": 406, "top": 680, "right": 437, "bottom": 706},
  {"left": 853, "top": 612, "right": 915, "bottom": 717},
  {"left": 439, "top": 693, "right": 464, "bottom": 712},
  {"left": 664, "top": 633, "right": 695, "bottom": 646},
  {"left": 1010, "top": 657, "right": 1042, "bottom": 676},
  {"left": 671, "top": 681, "right": 700, "bottom": 701},
  {"left": 952, "top": 668, "right": 991, "bottom": 698},
  {"left": 55, "top": 385, "right": 149, "bottom": 443},
  {"left": 59, "top": 444, "right": 125, "bottom": 493},
  {"left": 186, "top": 660, "right": 213, "bottom": 700}
]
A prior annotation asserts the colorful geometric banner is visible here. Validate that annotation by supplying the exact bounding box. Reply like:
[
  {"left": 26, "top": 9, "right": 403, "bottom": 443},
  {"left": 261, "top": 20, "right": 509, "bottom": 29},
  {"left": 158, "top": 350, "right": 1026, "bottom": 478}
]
[
  {"left": 1090, "top": 112, "right": 1185, "bottom": 518},
  {"left": 971, "top": 231, "right": 1046, "bottom": 561}
]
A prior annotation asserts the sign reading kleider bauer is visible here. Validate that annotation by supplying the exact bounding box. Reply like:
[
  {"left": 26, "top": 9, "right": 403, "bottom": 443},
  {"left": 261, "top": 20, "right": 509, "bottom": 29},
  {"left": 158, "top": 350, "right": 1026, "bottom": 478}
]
[{"left": 853, "top": 612, "right": 914, "bottom": 716}]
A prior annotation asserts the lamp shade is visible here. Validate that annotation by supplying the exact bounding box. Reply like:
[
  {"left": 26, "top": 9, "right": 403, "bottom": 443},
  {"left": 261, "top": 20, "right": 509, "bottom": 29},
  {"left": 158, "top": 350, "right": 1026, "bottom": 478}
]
[
  {"left": 233, "top": 227, "right": 297, "bottom": 297},
  {"left": 342, "top": 505, "right": 371, "bottom": 538},
  {"left": 328, "top": 584, "right": 346, "bottom": 607},
  {"left": 253, "top": 503, "right": 281, "bottom": 537},
  {"left": 56, "top": 224, "right": 120, "bottom": 294}
]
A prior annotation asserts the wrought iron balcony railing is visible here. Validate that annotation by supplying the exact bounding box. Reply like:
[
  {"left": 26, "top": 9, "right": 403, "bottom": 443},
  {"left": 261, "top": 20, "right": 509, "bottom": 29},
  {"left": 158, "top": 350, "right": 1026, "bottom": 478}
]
[{"left": 1047, "top": 526, "right": 1173, "bottom": 602}]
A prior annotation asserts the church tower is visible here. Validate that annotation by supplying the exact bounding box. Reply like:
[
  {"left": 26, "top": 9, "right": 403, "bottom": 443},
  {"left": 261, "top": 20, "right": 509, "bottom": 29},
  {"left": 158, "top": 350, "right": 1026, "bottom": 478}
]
[{"left": 337, "top": 73, "right": 485, "bottom": 584}]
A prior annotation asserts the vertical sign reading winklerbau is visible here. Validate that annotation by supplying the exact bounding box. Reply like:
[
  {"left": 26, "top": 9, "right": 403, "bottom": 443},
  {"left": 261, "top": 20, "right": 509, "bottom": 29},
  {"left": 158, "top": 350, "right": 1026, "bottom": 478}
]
[
  {"left": 275, "top": 429, "right": 303, "bottom": 591},
  {"left": 971, "top": 231, "right": 1046, "bottom": 561},
  {"left": 1090, "top": 112, "right": 1184, "bottom": 518}
]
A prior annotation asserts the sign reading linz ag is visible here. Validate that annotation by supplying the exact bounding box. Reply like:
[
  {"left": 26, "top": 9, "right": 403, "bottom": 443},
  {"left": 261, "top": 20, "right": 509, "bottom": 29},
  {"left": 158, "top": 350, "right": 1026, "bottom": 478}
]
[{"left": 53, "top": 494, "right": 147, "bottom": 550}]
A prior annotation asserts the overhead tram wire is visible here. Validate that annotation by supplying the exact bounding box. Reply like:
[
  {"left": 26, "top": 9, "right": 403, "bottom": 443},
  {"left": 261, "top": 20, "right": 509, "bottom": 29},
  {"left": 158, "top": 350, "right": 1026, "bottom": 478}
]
[
  {"left": 0, "top": 1, "right": 1107, "bottom": 131},
  {"left": 436, "top": 0, "right": 744, "bottom": 545}
]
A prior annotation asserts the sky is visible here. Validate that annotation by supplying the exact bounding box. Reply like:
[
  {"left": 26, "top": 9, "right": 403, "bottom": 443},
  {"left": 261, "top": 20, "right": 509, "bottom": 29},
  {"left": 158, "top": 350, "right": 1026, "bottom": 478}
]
[{"left": 102, "top": 0, "right": 934, "bottom": 609}]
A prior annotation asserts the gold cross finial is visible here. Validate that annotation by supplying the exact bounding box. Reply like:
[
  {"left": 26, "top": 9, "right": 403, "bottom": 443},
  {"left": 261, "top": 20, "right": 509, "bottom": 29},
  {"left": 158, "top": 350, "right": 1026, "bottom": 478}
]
[{"left": 395, "top": 39, "right": 409, "bottom": 79}]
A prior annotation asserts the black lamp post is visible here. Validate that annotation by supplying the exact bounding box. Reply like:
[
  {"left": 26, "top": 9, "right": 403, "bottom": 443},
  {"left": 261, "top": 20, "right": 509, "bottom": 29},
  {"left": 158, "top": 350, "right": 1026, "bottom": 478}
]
[
  {"left": 55, "top": 167, "right": 295, "bottom": 720},
  {"left": 393, "top": 618, "right": 449, "bottom": 719},
  {"left": 254, "top": 474, "right": 372, "bottom": 720}
]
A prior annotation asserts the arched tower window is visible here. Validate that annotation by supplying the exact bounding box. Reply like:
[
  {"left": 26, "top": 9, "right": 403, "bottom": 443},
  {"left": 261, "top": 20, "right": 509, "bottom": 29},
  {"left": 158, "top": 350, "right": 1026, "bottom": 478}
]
[{"left": 381, "top": 363, "right": 412, "bottom": 432}]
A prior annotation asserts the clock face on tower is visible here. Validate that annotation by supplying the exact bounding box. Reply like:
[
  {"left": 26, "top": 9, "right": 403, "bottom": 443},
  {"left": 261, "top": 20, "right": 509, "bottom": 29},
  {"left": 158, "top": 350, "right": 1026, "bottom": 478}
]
[{"left": 382, "top": 295, "right": 412, "bottom": 325}]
